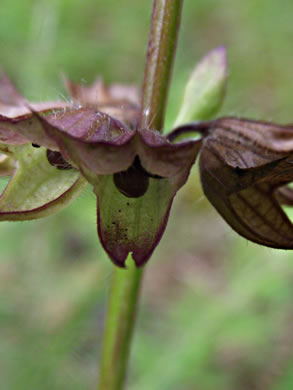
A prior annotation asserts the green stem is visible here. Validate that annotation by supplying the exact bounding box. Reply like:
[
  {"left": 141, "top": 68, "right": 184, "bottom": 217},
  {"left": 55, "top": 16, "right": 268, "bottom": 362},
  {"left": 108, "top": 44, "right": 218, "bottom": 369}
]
[
  {"left": 140, "top": 0, "right": 184, "bottom": 131},
  {"left": 97, "top": 1, "right": 183, "bottom": 389},
  {"left": 97, "top": 258, "right": 143, "bottom": 390}
]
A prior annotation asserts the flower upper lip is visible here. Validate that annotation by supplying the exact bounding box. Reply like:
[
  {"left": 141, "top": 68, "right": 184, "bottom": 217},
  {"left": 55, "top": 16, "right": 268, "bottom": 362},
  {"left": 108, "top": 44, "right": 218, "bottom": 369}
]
[
  {"left": 0, "top": 72, "right": 203, "bottom": 179},
  {"left": 0, "top": 100, "right": 203, "bottom": 179}
]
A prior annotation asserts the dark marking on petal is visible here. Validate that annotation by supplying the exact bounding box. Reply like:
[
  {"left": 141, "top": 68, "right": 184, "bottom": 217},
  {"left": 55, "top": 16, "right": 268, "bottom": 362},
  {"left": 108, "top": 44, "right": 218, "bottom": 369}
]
[
  {"left": 46, "top": 149, "right": 73, "bottom": 170},
  {"left": 114, "top": 171, "right": 149, "bottom": 198},
  {"left": 113, "top": 156, "right": 149, "bottom": 198},
  {"left": 113, "top": 156, "right": 164, "bottom": 198},
  {"left": 32, "top": 143, "right": 40, "bottom": 148}
]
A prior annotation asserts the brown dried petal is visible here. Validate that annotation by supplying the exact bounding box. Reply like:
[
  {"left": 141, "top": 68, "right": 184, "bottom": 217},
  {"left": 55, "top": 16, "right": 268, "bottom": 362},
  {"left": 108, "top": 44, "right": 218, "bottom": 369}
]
[{"left": 200, "top": 117, "right": 293, "bottom": 249}]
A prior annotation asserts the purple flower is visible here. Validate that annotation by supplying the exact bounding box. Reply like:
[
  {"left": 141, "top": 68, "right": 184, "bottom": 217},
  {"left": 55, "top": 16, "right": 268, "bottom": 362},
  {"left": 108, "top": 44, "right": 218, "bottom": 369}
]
[
  {"left": 2, "top": 47, "right": 291, "bottom": 267},
  {"left": 0, "top": 73, "right": 202, "bottom": 267}
]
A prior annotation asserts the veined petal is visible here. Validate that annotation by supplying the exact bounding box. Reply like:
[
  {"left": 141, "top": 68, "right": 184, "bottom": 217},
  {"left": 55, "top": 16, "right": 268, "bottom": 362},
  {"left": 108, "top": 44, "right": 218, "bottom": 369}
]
[
  {"left": 200, "top": 117, "right": 293, "bottom": 248},
  {"left": 0, "top": 144, "right": 87, "bottom": 221},
  {"left": 34, "top": 108, "right": 137, "bottom": 179},
  {"left": 39, "top": 109, "right": 203, "bottom": 180},
  {"left": 206, "top": 117, "right": 293, "bottom": 166},
  {"left": 0, "top": 104, "right": 137, "bottom": 178}
]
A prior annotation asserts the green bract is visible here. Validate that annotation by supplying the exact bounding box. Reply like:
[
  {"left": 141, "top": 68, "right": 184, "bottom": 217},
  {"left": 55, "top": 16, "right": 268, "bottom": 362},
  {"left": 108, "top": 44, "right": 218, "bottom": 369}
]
[{"left": 174, "top": 47, "right": 227, "bottom": 127}]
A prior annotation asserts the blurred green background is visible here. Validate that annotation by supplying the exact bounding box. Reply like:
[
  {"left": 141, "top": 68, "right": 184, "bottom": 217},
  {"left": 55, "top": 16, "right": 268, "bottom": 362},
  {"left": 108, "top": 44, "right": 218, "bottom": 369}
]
[{"left": 1, "top": 0, "right": 293, "bottom": 389}]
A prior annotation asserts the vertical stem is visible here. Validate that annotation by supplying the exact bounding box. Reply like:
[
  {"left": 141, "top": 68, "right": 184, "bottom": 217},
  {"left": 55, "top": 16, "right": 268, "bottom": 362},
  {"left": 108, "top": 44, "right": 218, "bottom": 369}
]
[
  {"left": 97, "top": 258, "right": 143, "bottom": 390},
  {"left": 140, "top": 0, "right": 184, "bottom": 131},
  {"left": 97, "top": 1, "right": 183, "bottom": 389}
]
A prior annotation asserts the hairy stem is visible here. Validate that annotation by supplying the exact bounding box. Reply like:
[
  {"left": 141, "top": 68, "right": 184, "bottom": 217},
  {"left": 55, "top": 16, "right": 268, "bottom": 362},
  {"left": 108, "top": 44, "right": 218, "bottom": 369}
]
[{"left": 97, "top": 1, "right": 183, "bottom": 389}]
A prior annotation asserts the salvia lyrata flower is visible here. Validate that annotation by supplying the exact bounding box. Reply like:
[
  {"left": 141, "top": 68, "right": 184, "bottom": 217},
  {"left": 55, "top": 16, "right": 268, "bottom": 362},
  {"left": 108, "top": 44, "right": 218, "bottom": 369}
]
[{"left": 1, "top": 47, "right": 293, "bottom": 267}]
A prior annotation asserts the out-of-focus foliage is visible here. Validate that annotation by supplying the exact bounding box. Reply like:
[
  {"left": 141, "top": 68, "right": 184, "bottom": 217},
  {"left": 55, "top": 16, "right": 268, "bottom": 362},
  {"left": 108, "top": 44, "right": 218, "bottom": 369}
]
[{"left": 1, "top": 0, "right": 293, "bottom": 389}]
